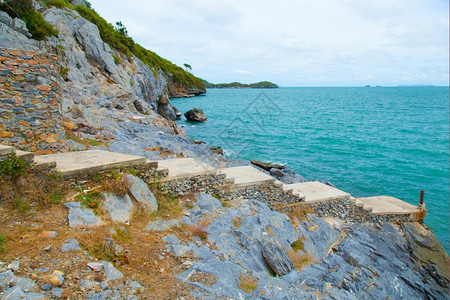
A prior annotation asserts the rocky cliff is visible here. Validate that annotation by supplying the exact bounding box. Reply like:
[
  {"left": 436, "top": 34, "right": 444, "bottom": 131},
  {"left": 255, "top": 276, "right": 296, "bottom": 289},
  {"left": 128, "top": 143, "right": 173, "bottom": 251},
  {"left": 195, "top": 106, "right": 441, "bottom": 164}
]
[{"left": 0, "top": 1, "right": 448, "bottom": 299}]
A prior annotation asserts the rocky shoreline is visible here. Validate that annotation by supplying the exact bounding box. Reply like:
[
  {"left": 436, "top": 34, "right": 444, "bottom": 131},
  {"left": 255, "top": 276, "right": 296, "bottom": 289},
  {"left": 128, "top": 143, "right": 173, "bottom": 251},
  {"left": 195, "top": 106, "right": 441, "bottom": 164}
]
[{"left": 0, "top": 1, "right": 448, "bottom": 299}]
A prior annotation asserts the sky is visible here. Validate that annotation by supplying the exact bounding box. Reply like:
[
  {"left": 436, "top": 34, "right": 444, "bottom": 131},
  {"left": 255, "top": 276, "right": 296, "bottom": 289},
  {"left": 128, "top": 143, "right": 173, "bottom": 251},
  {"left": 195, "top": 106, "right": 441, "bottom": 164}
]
[{"left": 88, "top": 0, "right": 449, "bottom": 87}]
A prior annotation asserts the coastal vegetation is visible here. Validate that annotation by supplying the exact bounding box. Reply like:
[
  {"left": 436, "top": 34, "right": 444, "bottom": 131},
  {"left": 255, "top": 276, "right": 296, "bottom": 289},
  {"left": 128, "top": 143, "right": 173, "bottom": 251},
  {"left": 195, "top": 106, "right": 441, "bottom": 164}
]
[
  {"left": 0, "top": 0, "right": 58, "bottom": 40},
  {"left": 203, "top": 80, "right": 278, "bottom": 89},
  {"left": 0, "top": 0, "right": 204, "bottom": 91}
]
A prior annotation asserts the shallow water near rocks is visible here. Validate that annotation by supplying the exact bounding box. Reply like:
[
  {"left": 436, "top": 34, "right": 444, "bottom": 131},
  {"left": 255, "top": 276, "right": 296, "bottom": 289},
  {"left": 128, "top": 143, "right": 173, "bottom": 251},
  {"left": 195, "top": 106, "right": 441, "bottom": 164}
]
[{"left": 171, "top": 87, "right": 449, "bottom": 252}]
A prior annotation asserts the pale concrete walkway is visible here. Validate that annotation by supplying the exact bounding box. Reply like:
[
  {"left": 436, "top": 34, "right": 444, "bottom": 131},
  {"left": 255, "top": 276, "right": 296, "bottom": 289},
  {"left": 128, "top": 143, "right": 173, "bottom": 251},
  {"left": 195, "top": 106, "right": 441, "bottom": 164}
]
[
  {"left": 0, "top": 144, "right": 34, "bottom": 163},
  {"left": 355, "top": 196, "right": 420, "bottom": 215},
  {"left": 34, "top": 150, "right": 148, "bottom": 177},
  {"left": 220, "top": 166, "right": 276, "bottom": 187},
  {"left": 285, "top": 181, "right": 350, "bottom": 203},
  {"left": 156, "top": 158, "right": 217, "bottom": 180}
]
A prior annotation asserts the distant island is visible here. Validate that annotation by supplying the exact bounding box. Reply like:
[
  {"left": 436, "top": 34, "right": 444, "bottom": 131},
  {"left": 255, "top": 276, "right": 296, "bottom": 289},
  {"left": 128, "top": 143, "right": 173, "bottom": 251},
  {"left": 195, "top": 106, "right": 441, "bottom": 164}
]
[{"left": 202, "top": 80, "right": 278, "bottom": 89}]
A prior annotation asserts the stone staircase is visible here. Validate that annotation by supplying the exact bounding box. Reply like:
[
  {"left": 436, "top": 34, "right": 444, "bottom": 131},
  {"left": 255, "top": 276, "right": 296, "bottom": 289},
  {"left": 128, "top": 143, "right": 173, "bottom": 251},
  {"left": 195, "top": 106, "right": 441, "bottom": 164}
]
[{"left": 0, "top": 144, "right": 425, "bottom": 223}]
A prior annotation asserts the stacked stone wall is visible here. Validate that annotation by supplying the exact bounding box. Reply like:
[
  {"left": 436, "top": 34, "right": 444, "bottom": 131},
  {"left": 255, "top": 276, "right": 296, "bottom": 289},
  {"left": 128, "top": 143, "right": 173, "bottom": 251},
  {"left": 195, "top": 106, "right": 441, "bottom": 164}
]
[{"left": 0, "top": 47, "right": 66, "bottom": 154}]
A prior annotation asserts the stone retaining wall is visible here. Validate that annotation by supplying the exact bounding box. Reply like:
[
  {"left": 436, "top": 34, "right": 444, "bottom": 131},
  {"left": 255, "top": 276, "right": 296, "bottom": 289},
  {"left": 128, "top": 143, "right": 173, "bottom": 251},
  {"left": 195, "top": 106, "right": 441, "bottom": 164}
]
[
  {"left": 0, "top": 48, "right": 66, "bottom": 154},
  {"left": 277, "top": 197, "right": 418, "bottom": 223},
  {"left": 156, "top": 173, "right": 235, "bottom": 200},
  {"left": 234, "top": 183, "right": 300, "bottom": 208}
]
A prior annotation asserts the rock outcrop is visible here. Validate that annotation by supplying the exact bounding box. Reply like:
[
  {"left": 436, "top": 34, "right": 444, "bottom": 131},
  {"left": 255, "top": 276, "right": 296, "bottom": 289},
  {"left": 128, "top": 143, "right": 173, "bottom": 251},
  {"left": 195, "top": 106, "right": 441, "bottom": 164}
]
[{"left": 184, "top": 108, "right": 207, "bottom": 122}]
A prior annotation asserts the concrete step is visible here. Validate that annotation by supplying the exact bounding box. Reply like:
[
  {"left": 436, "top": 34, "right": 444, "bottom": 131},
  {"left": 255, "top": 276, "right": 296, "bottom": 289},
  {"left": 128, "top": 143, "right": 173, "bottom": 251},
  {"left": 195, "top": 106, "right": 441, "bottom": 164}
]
[
  {"left": 0, "top": 144, "right": 15, "bottom": 156},
  {"left": 354, "top": 196, "right": 420, "bottom": 215},
  {"left": 155, "top": 158, "right": 218, "bottom": 181},
  {"left": 220, "top": 166, "right": 275, "bottom": 188},
  {"left": 0, "top": 144, "right": 35, "bottom": 163},
  {"left": 15, "top": 149, "right": 35, "bottom": 163},
  {"left": 284, "top": 181, "right": 350, "bottom": 203},
  {"left": 34, "top": 150, "right": 148, "bottom": 177}
]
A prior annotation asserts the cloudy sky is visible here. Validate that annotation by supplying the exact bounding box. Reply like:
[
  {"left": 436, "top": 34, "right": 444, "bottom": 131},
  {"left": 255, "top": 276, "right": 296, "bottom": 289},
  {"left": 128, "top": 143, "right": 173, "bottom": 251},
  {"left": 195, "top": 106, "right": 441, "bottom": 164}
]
[{"left": 89, "top": 0, "right": 448, "bottom": 87}]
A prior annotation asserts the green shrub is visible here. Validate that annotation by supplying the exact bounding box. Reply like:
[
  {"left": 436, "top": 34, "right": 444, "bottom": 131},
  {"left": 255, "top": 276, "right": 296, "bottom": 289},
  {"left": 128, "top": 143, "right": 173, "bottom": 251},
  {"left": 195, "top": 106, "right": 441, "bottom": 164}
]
[
  {"left": 59, "top": 66, "right": 70, "bottom": 80},
  {"left": 0, "top": 233, "right": 6, "bottom": 252},
  {"left": 0, "top": 0, "right": 58, "bottom": 40},
  {"left": 42, "top": 0, "right": 73, "bottom": 9},
  {"left": 0, "top": 153, "right": 29, "bottom": 178}
]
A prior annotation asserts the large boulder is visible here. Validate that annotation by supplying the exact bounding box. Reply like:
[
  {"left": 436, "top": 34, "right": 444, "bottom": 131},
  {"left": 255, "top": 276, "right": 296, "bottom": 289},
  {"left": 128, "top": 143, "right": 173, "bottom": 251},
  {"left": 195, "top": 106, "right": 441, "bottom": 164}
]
[
  {"left": 126, "top": 174, "right": 158, "bottom": 212},
  {"left": 184, "top": 108, "right": 207, "bottom": 122},
  {"left": 262, "top": 238, "right": 295, "bottom": 276}
]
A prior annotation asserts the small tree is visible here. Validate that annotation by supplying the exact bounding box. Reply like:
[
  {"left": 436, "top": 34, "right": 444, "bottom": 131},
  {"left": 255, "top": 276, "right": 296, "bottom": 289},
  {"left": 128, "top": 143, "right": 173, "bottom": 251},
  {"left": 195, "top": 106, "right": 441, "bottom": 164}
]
[
  {"left": 183, "top": 63, "right": 192, "bottom": 72},
  {"left": 115, "top": 21, "right": 128, "bottom": 36}
]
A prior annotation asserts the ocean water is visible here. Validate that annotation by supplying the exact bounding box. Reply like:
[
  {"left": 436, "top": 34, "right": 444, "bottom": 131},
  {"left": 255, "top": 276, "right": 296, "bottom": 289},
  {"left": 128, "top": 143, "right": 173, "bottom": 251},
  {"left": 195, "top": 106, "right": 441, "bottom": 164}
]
[{"left": 171, "top": 87, "right": 449, "bottom": 251}]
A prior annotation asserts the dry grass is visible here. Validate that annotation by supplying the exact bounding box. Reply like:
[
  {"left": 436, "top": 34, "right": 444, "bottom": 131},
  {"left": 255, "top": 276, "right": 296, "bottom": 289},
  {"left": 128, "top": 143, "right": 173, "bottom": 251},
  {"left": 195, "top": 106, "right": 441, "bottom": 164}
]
[
  {"left": 0, "top": 166, "right": 70, "bottom": 212},
  {"left": 287, "top": 248, "right": 313, "bottom": 271},
  {"left": 232, "top": 216, "right": 243, "bottom": 228},
  {"left": 100, "top": 172, "right": 129, "bottom": 195},
  {"left": 286, "top": 207, "right": 314, "bottom": 225},
  {"left": 239, "top": 273, "right": 259, "bottom": 293},
  {"left": 187, "top": 225, "right": 208, "bottom": 240}
]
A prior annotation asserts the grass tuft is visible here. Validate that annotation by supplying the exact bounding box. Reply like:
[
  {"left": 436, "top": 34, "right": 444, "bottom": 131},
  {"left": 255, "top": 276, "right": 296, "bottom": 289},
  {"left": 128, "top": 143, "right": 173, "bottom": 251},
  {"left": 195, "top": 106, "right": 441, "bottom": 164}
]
[{"left": 239, "top": 273, "right": 258, "bottom": 293}]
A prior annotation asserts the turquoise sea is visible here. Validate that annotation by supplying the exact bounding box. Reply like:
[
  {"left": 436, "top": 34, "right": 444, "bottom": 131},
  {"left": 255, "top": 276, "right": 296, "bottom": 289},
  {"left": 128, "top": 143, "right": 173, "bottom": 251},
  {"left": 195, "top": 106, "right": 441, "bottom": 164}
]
[{"left": 171, "top": 87, "right": 449, "bottom": 251}]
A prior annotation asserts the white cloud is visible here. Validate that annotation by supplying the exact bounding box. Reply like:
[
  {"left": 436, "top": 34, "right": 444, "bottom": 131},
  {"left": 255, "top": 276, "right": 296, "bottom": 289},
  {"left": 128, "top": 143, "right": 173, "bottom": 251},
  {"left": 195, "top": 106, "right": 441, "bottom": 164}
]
[
  {"left": 235, "top": 69, "right": 251, "bottom": 75},
  {"left": 89, "top": 0, "right": 449, "bottom": 86}
]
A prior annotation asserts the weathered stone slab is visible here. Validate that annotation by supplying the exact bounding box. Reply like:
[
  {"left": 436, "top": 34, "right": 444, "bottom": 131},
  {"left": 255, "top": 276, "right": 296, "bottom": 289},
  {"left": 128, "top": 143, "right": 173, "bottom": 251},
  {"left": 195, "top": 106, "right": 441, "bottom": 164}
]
[
  {"left": 126, "top": 174, "right": 158, "bottom": 212},
  {"left": 355, "top": 196, "right": 419, "bottom": 215},
  {"left": 285, "top": 181, "right": 350, "bottom": 203},
  {"left": 34, "top": 150, "right": 147, "bottom": 177},
  {"left": 156, "top": 158, "right": 217, "bottom": 180},
  {"left": 68, "top": 207, "right": 103, "bottom": 227},
  {"left": 261, "top": 239, "right": 294, "bottom": 276},
  {"left": 220, "top": 166, "right": 275, "bottom": 187},
  {"left": 0, "top": 144, "right": 14, "bottom": 156},
  {"left": 102, "top": 193, "right": 133, "bottom": 223}
]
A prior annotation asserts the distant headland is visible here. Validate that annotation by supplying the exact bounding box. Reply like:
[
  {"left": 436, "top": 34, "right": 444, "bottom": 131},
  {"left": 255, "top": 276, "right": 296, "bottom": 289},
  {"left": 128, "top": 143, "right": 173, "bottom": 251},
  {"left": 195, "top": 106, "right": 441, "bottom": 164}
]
[{"left": 202, "top": 80, "right": 278, "bottom": 89}]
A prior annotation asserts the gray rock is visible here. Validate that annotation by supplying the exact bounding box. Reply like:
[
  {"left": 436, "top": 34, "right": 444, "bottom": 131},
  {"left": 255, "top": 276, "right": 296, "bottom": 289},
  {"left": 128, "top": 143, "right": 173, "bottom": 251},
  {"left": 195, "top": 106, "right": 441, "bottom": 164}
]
[
  {"left": 162, "top": 235, "right": 180, "bottom": 244},
  {"left": 12, "top": 18, "right": 31, "bottom": 38},
  {"left": 126, "top": 174, "right": 158, "bottom": 212},
  {"left": 87, "top": 289, "right": 112, "bottom": 300},
  {"left": 184, "top": 108, "right": 207, "bottom": 122},
  {"left": 101, "top": 261, "right": 123, "bottom": 281},
  {"left": 0, "top": 270, "right": 16, "bottom": 288},
  {"left": 145, "top": 219, "right": 179, "bottom": 231},
  {"left": 196, "top": 193, "right": 222, "bottom": 211},
  {"left": 65, "top": 139, "right": 87, "bottom": 151},
  {"left": 64, "top": 201, "right": 81, "bottom": 209},
  {"left": 70, "top": 0, "right": 90, "bottom": 7},
  {"left": 74, "top": 20, "right": 119, "bottom": 81},
  {"left": 52, "top": 288, "right": 64, "bottom": 297},
  {"left": 0, "top": 11, "right": 12, "bottom": 26},
  {"left": 14, "top": 276, "right": 37, "bottom": 292},
  {"left": 128, "top": 280, "right": 143, "bottom": 292},
  {"left": 7, "top": 260, "right": 19, "bottom": 271},
  {"left": 61, "top": 238, "right": 81, "bottom": 252},
  {"left": 0, "top": 24, "right": 39, "bottom": 51},
  {"left": 41, "top": 284, "right": 52, "bottom": 291},
  {"left": 23, "top": 293, "right": 46, "bottom": 299},
  {"left": 402, "top": 222, "right": 449, "bottom": 286},
  {"left": 68, "top": 207, "right": 103, "bottom": 227},
  {"left": 102, "top": 193, "right": 133, "bottom": 223},
  {"left": 167, "top": 244, "right": 192, "bottom": 257},
  {"left": 1, "top": 286, "right": 25, "bottom": 299},
  {"left": 81, "top": 279, "right": 99, "bottom": 290},
  {"left": 261, "top": 239, "right": 295, "bottom": 276},
  {"left": 87, "top": 262, "right": 104, "bottom": 272}
]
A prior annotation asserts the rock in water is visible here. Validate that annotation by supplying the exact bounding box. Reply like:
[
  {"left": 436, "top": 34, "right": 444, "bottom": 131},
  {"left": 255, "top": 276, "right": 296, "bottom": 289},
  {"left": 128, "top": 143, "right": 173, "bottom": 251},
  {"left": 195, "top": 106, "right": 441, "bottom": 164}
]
[
  {"left": 184, "top": 108, "right": 207, "bottom": 122},
  {"left": 261, "top": 239, "right": 294, "bottom": 276},
  {"left": 251, "top": 160, "right": 285, "bottom": 171}
]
